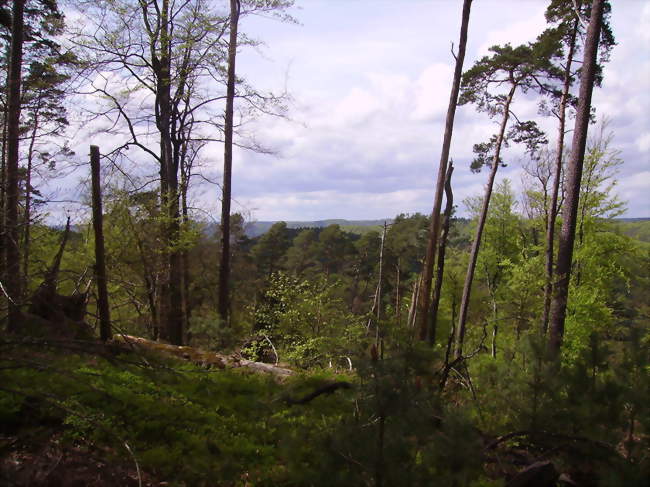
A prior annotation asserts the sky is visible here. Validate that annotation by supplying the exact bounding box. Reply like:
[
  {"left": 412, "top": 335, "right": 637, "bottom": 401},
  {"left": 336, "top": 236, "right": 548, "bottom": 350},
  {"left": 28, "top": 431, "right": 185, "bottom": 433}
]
[
  {"left": 55, "top": 0, "right": 650, "bottom": 223},
  {"left": 224, "top": 0, "right": 650, "bottom": 221}
]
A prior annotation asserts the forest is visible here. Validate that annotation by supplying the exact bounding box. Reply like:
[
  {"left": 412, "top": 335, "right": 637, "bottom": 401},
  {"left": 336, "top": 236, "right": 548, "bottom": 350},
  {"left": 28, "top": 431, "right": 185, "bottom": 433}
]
[{"left": 0, "top": 0, "right": 648, "bottom": 485}]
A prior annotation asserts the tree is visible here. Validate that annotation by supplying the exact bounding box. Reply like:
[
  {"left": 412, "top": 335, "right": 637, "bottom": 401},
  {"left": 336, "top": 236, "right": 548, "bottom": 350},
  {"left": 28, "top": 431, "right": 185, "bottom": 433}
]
[
  {"left": 5, "top": 0, "right": 26, "bottom": 332},
  {"left": 540, "top": 0, "right": 615, "bottom": 333},
  {"left": 316, "top": 224, "right": 354, "bottom": 277},
  {"left": 70, "top": 0, "right": 229, "bottom": 343},
  {"left": 551, "top": 126, "right": 627, "bottom": 359},
  {"left": 1, "top": 0, "right": 71, "bottom": 294},
  {"left": 349, "top": 230, "right": 381, "bottom": 313},
  {"left": 21, "top": 53, "right": 75, "bottom": 297},
  {"left": 428, "top": 162, "right": 454, "bottom": 344},
  {"left": 454, "top": 41, "right": 559, "bottom": 359},
  {"left": 416, "top": 0, "right": 473, "bottom": 342},
  {"left": 285, "top": 228, "right": 319, "bottom": 277},
  {"left": 549, "top": 0, "right": 606, "bottom": 357},
  {"left": 251, "top": 221, "right": 291, "bottom": 277},
  {"left": 218, "top": 0, "right": 241, "bottom": 327},
  {"left": 102, "top": 187, "right": 165, "bottom": 339},
  {"left": 470, "top": 179, "right": 522, "bottom": 356},
  {"left": 217, "top": 0, "right": 294, "bottom": 327},
  {"left": 90, "top": 145, "right": 111, "bottom": 342}
]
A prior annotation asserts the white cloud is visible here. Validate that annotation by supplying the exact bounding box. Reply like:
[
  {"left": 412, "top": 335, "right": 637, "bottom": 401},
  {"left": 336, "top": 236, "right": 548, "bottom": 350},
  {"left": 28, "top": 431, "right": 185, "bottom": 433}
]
[
  {"left": 636, "top": 133, "right": 650, "bottom": 153},
  {"left": 412, "top": 63, "right": 454, "bottom": 121},
  {"left": 59, "top": 0, "right": 650, "bottom": 223},
  {"left": 476, "top": 5, "right": 547, "bottom": 56}
]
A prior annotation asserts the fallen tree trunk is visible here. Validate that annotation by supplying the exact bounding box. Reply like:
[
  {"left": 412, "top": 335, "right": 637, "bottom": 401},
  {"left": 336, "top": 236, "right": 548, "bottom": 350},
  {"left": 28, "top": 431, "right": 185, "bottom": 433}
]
[{"left": 113, "top": 334, "right": 295, "bottom": 378}]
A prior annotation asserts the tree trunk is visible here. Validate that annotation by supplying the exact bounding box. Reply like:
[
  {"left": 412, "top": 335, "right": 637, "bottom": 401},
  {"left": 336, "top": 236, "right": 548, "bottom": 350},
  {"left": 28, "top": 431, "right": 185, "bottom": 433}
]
[
  {"left": 454, "top": 85, "right": 515, "bottom": 359},
  {"left": 155, "top": 0, "right": 184, "bottom": 345},
  {"left": 367, "top": 222, "right": 387, "bottom": 340},
  {"left": 376, "top": 222, "right": 387, "bottom": 356},
  {"left": 1, "top": 102, "right": 9, "bottom": 285},
  {"left": 5, "top": 0, "right": 25, "bottom": 332},
  {"left": 541, "top": 17, "right": 578, "bottom": 335},
  {"left": 395, "top": 259, "right": 401, "bottom": 326},
  {"left": 416, "top": 0, "right": 473, "bottom": 341},
  {"left": 22, "top": 108, "right": 40, "bottom": 295},
  {"left": 218, "top": 0, "right": 240, "bottom": 327},
  {"left": 548, "top": 0, "right": 604, "bottom": 356},
  {"left": 180, "top": 140, "right": 192, "bottom": 340},
  {"left": 428, "top": 162, "right": 454, "bottom": 345},
  {"left": 90, "top": 146, "right": 111, "bottom": 342},
  {"left": 406, "top": 278, "right": 420, "bottom": 329}
]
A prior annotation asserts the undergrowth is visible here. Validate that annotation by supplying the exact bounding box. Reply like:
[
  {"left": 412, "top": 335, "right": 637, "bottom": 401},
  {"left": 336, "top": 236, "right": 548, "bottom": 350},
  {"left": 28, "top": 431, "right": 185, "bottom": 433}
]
[{"left": 0, "top": 341, "right": 351, "bottom": 486}]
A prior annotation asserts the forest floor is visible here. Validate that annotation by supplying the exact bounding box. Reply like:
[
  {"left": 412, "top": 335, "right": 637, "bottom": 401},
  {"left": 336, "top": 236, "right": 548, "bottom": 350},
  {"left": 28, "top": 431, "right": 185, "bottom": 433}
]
[
  {"left": 1, "top": 334, "right": 646, "bottom": 486},
  {"left": 0, "top": 335, "right": 351, "bottom": 486}
]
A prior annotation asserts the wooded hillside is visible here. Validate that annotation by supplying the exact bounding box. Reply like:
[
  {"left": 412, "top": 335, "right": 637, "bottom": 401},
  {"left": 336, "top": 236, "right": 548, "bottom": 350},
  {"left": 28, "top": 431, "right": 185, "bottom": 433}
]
[{"left": 0, "top": 0, "right": 647, "bottom": 485}]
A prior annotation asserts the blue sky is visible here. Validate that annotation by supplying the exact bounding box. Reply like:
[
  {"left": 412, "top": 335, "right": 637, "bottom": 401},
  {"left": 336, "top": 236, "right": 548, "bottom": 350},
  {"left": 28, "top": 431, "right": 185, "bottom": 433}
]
[
  {"left": 57, "top": 0, "right": 650, "bottom": 223},
  {"left": 225, "top": 0, "right": 650, "bottom": 221}
]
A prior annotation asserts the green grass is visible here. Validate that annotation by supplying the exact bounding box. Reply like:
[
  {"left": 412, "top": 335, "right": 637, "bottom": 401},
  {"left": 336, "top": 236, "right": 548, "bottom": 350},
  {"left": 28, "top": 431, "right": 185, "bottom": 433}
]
[{"left": 0, "top": 341, "right": 351, "bottom": 486}]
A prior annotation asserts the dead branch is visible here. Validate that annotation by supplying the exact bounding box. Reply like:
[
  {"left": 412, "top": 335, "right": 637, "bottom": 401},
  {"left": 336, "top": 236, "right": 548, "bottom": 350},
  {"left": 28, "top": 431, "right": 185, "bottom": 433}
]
[{"left": 286, "top": 381, "right": 353, "bottom": 406}]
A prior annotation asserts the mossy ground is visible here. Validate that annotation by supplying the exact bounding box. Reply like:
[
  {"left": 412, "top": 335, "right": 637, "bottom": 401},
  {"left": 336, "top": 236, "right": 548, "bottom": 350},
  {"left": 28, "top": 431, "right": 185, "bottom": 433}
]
[{"left": 0, "top": 339, "right": 351, "bottom": 486}]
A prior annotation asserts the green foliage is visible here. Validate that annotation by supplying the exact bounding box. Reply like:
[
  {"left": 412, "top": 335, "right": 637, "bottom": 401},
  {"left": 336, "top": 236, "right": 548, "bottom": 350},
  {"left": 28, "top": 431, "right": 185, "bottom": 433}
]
[
  {"left": 613, "top": 219, "right": 650, "bottom": 243},
  {"left": 470, "top": 329, "right": 649, "bottom": 482},
  {"left": 277, "top": 346, "right": 489, "bottom": 486},
  {"left": 0, "top": 344, "right": 301, "bottom": 485},
  {"left": 251, "top": 272, "right": 364, "bottom": 368},
  {"left": 251, "top": 221, "right": 291, "bottom": 277}
]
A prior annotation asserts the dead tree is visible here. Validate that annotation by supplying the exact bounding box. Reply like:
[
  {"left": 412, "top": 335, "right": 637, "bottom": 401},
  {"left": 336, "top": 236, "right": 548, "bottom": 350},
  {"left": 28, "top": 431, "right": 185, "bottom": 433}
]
[
  {"left": 218, "top": 0, "right": 241, "bottom": 327},
  {"left": 28, "top": 218, "right": 91, "bottom": 338},
  {"left": 428, "top": 162, "right": 454, "bottom": 345},
  {"left": 90, "top": 146, "right": 111, "bottom": 342},
  {"left": 416, "top": 0, "right": 473, "bottom": 341}
]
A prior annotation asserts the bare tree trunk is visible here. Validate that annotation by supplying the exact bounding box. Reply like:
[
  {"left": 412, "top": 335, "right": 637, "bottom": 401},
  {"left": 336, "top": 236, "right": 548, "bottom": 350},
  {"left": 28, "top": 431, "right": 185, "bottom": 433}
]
[
  {"left": 1, "top": 103, "right": 8, "bottom": 285},
  {"left": 549, "top": 0, "right": 604, "bottom": 357},
  {"left": 428, "top": 162, "right": 454, "bottom": 345},
  {"left": 406, "top": 278, "right": 420, "bottom": 329},
  {"left": 154, "top": 0, "right": 183, "bottom": 345},
  {"left": 22, "top": 109, "right": 40, "bottom": 295},
  {"left": 368, "top": 222, "right": 387, "bottom": 344},
  {"left": 90, "top": 146, "right": 111, "bottom": 342},
  {"left": 218, "top": 0, "right": 240, "bottom": 327},
  {"left": 157, "top": 157, "right": 169, "bottom": 342},
  {"left": 395, "top": 258, "right": 401, "bottom": 327},
  {"left": 5, "top": 0, "right": 25, "bottom": 332},
  {"left": 180, "top": 150, "right": 191, "bottom": 341},
  {"left": 542, "top": 18, "right": 578, "bottom": 335},
  {"left": 454, "top": 85, "right": 515, "bottom": 359},
  {"left": 416, "top": 0, "right": 473, "bottom": 341}
]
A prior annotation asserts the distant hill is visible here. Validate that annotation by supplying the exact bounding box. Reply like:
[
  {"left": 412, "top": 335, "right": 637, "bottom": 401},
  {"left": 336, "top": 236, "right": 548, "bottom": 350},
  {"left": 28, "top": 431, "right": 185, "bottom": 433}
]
[
  {"left": 244, "top": 219, "right": 391, "bottom": 238},
  {"left": 241, "top": 217, "right": 650, "bottom": 239},
  {"left": 611, "top": 218, "right": 650, "bottom": 243}
]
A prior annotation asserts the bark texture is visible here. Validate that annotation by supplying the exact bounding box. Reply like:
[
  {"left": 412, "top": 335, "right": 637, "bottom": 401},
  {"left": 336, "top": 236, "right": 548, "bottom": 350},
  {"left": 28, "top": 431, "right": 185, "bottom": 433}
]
[
  {"left": 428, "top": 162, "right": 454, "bottom": 345},
  {"left": 153, "top": 0, "right": 184, "bottom": 345},
  {"left": 541, "top": 18, "right": 578, "bottom": 334},
  {"left": 548, "top": 0, "right": 605, "bottom": 356},
  {"left": 90, "top": 146, "right": 112, "bottom": 342},
  {"left": 416, "top": 0, "right": 473, "bottom": 341},
  {"left": 5, "top": 0, "right": 26, "bottom": 332},
  {"left": 218, "top": 0, "right": 240, "bottom": 327}
]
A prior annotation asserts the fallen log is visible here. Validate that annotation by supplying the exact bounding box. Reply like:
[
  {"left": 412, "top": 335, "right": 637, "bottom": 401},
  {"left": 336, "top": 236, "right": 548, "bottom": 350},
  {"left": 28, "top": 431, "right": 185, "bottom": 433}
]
[{"left": 112, "top": 334, "right": 295, "bottom": 378}]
